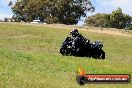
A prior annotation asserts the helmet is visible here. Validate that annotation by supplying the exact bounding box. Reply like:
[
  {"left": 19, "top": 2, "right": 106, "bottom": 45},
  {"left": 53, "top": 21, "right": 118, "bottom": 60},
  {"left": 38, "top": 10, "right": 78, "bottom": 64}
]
[{"left": 70, "top": 29, "right": 79, "bottom": 37}]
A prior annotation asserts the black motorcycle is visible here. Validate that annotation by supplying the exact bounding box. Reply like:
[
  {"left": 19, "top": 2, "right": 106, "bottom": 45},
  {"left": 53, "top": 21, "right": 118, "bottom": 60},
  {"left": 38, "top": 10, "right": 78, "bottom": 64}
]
[{"left": 60, "top": 37, "right": 105, "bottom": 59}]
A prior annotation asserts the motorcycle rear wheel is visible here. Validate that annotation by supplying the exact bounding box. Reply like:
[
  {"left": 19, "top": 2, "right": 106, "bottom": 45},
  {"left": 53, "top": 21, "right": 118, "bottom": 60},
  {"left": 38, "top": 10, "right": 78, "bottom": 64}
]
[{"left": 100, "top": 50, "right": 105, "bottom": 59}]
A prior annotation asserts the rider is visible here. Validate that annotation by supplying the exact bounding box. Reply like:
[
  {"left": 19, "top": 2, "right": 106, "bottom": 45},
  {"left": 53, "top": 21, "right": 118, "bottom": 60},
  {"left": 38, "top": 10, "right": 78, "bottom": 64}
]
[{"left": 70, "top": 29, "right": 90, "bottom": 51}]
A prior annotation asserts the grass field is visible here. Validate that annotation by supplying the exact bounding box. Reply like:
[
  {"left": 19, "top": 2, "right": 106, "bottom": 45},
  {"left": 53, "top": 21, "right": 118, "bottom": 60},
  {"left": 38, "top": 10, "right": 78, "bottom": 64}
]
[{"left": 0, "top": 23, "right": 132, "bottom": 88}]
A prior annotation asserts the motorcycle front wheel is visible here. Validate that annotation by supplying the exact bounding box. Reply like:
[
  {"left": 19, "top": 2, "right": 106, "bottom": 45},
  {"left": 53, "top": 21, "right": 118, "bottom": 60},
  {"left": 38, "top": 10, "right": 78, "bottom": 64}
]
[{"left": 60, "top": 47, "right": 71, "bottom": 56}]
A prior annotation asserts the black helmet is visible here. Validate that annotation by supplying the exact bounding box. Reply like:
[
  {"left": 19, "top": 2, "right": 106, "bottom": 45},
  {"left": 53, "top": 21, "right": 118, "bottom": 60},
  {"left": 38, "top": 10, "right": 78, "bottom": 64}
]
[{"left": 70, "top": 29, "right": 79, "bottom": 37}]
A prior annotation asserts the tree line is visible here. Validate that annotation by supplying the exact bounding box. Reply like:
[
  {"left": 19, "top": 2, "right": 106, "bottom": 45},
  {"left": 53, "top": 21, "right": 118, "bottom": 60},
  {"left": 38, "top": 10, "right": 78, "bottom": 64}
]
[
  {"left": 9, "top": 0, "right": 94, "bottom": 25},
  {"left": 85, "top": 8, "right": 132, "bottom": 29}
]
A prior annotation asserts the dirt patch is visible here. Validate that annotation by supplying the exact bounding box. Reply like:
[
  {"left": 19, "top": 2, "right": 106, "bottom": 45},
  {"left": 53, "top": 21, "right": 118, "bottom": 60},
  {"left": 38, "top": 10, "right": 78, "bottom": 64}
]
[
  {"left": 81, "top": 28, "right": 132, "bottom": 38},
  {"left": 11, "top": 23, "right": 132, "bottom": 38},
  {"left": 44, "top": 24, "right": 132, "bottom": 38}
]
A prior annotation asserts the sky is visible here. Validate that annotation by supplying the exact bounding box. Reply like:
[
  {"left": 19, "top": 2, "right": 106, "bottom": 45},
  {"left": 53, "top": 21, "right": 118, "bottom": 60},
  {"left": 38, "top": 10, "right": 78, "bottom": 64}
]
[
  {"left": 0, "top": 0, "right": 132, "bottom": 25},
  {"left": 0, "top": 0, "right": 15, "bottom": 19},
  {"left": 78, "top": 0, "right": 132, "bottom": 25}
]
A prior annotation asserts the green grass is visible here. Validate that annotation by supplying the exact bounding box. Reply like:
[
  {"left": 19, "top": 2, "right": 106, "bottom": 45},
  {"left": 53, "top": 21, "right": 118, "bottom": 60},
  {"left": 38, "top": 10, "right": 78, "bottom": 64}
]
[{"left": 0, "top": 23, "right": 132, "bottom": 88}]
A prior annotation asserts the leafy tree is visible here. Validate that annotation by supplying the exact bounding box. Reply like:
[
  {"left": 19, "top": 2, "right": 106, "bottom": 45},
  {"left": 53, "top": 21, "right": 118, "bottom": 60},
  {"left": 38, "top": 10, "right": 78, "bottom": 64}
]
[
  {"left": 110, "top": 8, "right": 123, "bottom": 29},
  {"left": 9, "top": 0, "right": 94, "bottom": 24},
  {"left": 109, "top": 8, "right": 131, "bottom": 29},
  {"left": 85, "top": 13, "right": 110, "bottom": 27},
  {"left": 85, "top": 8, "right": 131, "bottom": 29},
  {"left": 3, "top": 17, "right": 8, "bottom": 22},
  {"left": 8, "top": 1, "right": 13, "bottom": 7}
]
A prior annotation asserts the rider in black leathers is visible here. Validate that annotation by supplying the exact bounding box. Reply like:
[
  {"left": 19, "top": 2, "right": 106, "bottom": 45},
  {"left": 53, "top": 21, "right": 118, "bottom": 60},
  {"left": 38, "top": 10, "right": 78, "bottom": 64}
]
[{"left": 70, "top": 29, "right": 90, "bottom": 52}]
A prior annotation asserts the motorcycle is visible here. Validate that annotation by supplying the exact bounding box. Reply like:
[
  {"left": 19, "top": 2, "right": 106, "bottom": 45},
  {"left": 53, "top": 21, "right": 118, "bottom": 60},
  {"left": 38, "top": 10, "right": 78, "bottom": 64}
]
[{"left": 60, "top": 36, "right": 105, "bottom": 59}]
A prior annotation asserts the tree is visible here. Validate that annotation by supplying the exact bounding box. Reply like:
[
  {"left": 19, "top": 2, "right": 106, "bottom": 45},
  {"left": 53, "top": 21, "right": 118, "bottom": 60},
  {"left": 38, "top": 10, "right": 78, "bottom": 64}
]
[
  {"left": 8, "top": 1, "right": 13, "bottom": 7},
  {"left": 85, "top": 8, "right": 131, "bottom": 29},
  {"left": 3, "top": 17, "right": 8, "bottom": 22},
  {"left": 110, "top": 8, "right": 131, "bottom": 29},
  {"left": 9, "top": 0, "right": 94, "bottom": 24},
  {"left": 85, "top": 13, "right": 110, "bottom": 27},
  {"left": 110, "top": 8, "right": 123, "bottom": 29}
]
